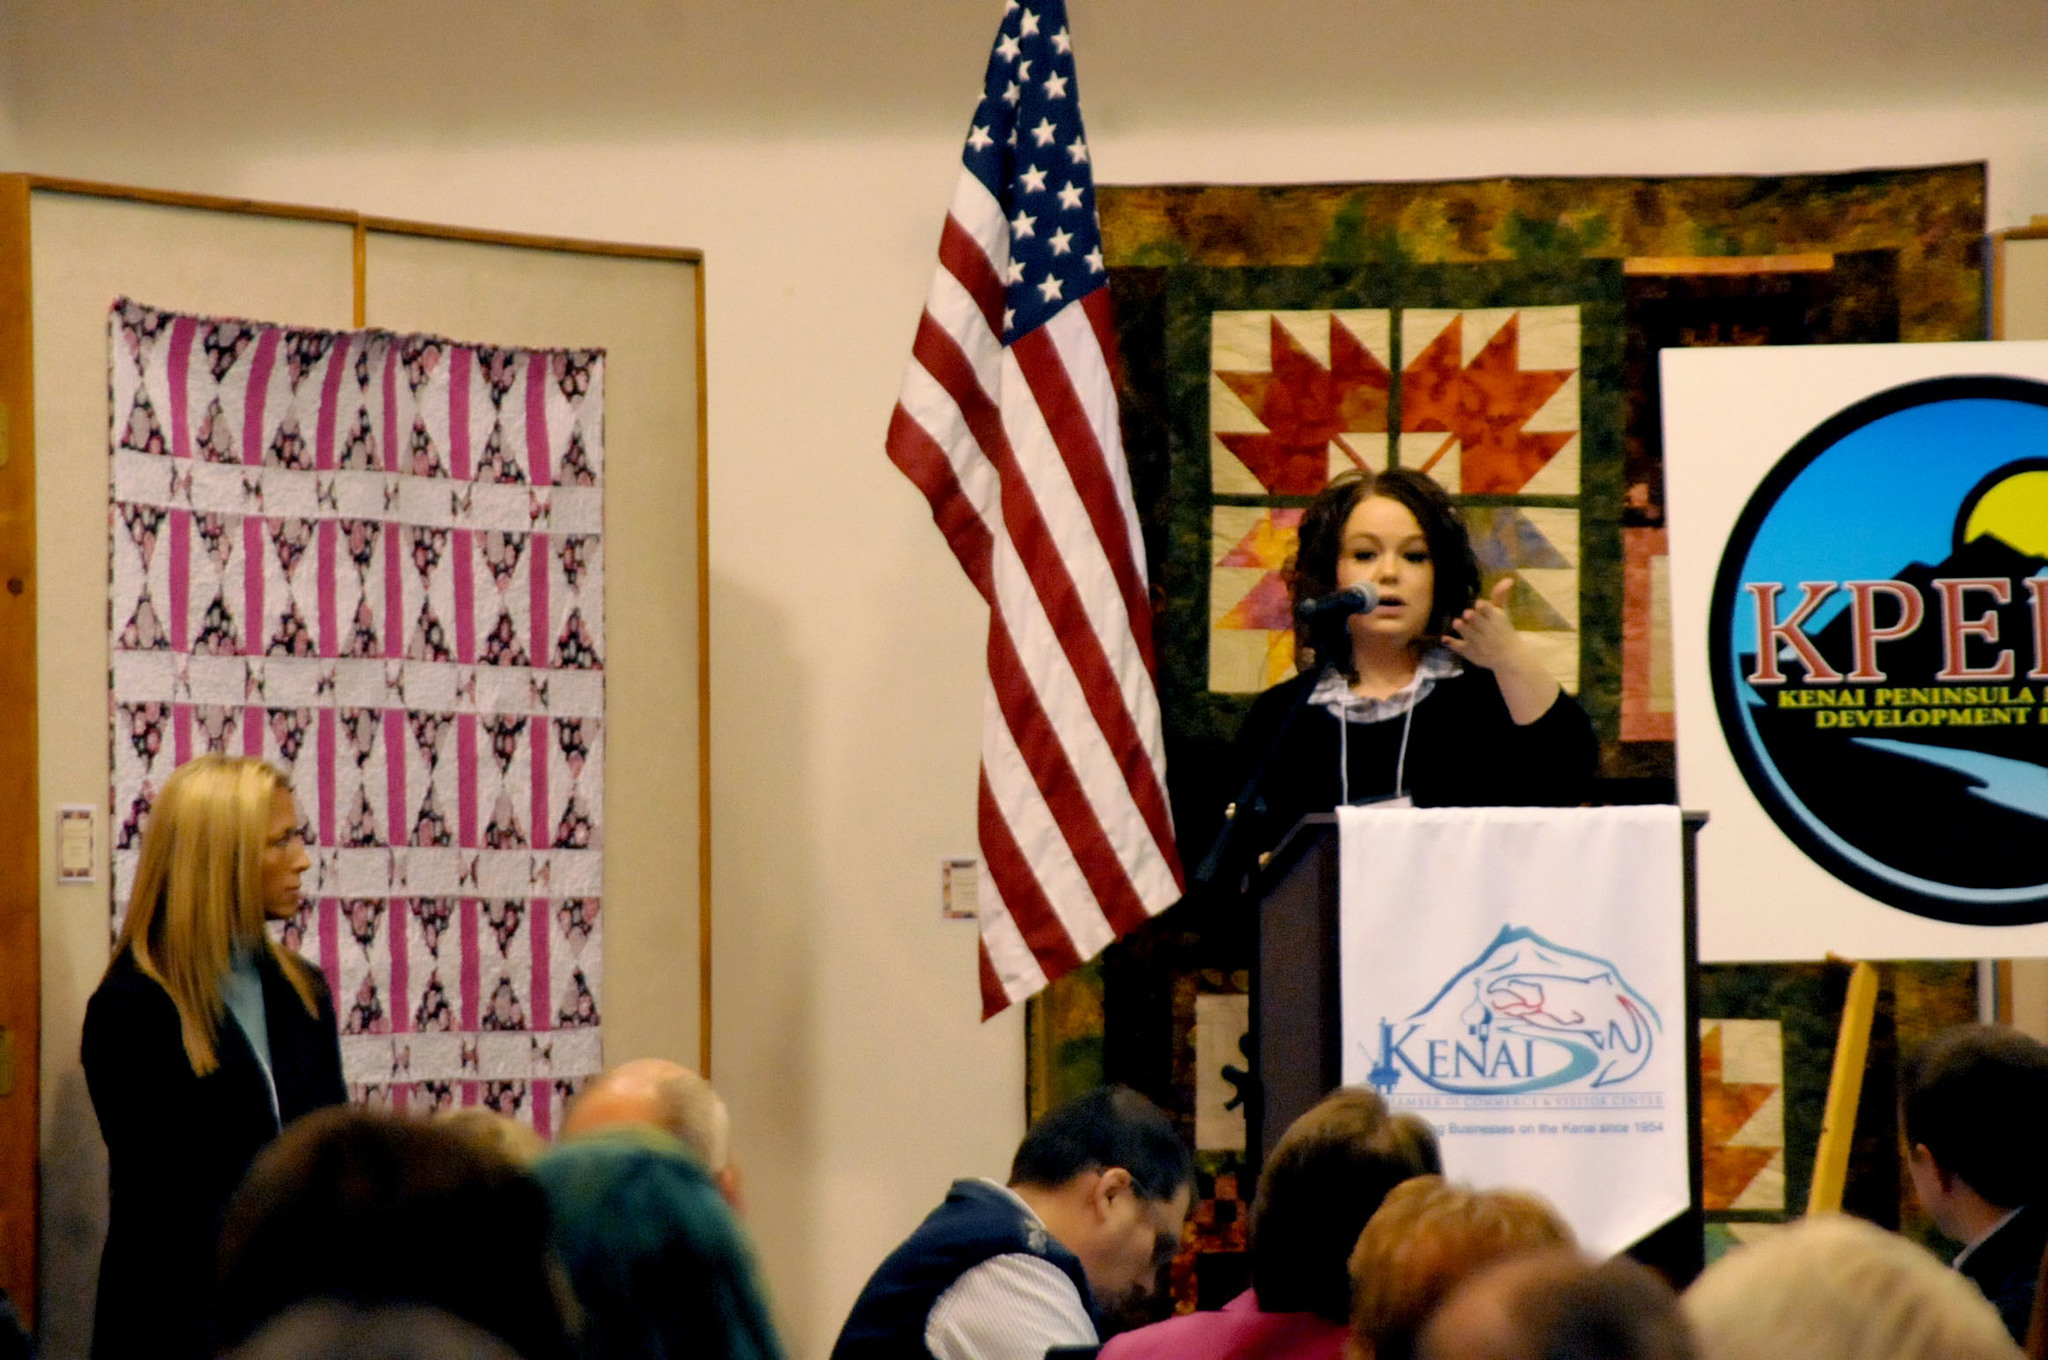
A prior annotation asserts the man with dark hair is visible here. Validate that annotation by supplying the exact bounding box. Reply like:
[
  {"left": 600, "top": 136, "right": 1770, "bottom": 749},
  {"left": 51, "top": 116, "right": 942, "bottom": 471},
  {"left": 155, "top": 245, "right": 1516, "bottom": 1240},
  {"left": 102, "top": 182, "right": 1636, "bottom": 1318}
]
[
  {"left": 1102, "top": 1086, "right": 1439, "bottom": 1360},
  {"left": 1900, "top": 1022, "right": 2048, "bottom": 1342},
  {"left": 830, "top": 1086, "right": 1193, "bottom": 1360},
  {"left": 1418, "top": 1250, "right": 1696, "bottom": 1360}
]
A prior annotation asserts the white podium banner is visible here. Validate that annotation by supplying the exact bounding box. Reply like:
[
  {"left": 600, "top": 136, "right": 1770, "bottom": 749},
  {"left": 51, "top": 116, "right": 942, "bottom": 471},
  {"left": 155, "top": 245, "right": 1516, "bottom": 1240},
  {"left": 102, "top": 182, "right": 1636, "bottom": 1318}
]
[{"left": 1338, "top": 805, "right": 1688, "bottom": 1257}]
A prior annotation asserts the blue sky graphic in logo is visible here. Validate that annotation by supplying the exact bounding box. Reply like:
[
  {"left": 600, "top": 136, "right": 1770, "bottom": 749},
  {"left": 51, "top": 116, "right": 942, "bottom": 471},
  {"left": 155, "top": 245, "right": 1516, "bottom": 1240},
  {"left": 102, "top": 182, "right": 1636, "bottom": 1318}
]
[
  {"left": 1709, "top": 377, "right": 2048, "bottom": 924},
  {"left": 1366, "top": 926, "right": 1660, "bottom": 1097}
]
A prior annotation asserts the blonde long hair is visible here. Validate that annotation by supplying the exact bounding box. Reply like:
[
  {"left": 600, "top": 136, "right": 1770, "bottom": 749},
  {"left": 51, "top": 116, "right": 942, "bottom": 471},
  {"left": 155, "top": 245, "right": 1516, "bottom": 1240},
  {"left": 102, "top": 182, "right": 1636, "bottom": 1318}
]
[{"left": 111, "top": 754, "right": 321, "bottom": 1074}]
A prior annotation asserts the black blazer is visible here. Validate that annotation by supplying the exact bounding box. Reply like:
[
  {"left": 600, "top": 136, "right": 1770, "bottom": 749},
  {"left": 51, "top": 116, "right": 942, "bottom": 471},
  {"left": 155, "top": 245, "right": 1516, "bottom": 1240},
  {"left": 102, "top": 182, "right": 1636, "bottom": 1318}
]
[
  {"left": 1959, "top": 1201, "right": 2048, "bottom": 1344},
  {"left": 82, "top": 947, "right": 346, "bottom": 1360}
]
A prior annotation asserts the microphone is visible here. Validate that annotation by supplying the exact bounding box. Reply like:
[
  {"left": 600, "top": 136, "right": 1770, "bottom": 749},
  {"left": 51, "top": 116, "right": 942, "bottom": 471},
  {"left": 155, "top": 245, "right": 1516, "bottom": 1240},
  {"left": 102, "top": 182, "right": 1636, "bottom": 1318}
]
[{"left": 1294, "top": 582, "right": 1380, "bottom": 624}]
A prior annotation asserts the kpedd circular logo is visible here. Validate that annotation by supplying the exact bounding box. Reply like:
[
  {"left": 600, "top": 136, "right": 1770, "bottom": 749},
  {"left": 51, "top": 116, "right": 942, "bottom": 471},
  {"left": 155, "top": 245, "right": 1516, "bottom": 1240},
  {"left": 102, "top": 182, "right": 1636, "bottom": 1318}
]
[{"left": 1710, "top": 376, "right": 2048, "bottom": 925}]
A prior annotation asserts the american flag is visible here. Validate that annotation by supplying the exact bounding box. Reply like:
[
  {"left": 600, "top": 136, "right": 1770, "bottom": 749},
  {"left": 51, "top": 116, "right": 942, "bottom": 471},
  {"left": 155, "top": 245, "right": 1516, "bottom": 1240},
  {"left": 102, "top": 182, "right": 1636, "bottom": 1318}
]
[{"left": 889, "top": 0, "right": 1182, "bottom": 1016}]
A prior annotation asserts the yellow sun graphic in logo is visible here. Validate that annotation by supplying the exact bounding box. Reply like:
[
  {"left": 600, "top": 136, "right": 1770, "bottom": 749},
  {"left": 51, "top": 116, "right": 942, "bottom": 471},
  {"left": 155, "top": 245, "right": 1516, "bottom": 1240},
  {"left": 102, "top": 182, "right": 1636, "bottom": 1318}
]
[{"left": 1959, "top": 464, "right": 2048, "bottom": 558}]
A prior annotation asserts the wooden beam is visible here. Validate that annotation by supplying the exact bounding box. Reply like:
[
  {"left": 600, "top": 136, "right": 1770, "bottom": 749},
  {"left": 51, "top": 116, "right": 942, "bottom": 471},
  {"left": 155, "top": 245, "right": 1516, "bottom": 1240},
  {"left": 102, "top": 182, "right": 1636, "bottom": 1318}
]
[
  {"left": 695, "top": 261, "right": 712, "bottom": 1080},
  {"left": 0, "top": 174, "right": 43, "bottom": 1328}
]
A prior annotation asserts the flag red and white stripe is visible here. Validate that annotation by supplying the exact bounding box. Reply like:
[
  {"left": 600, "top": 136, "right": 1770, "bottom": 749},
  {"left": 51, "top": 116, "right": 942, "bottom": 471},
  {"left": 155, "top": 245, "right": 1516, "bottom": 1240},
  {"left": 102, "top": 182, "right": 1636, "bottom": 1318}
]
[{"left": 889, "top": 0, "right": 1181, "bottom": 1016}]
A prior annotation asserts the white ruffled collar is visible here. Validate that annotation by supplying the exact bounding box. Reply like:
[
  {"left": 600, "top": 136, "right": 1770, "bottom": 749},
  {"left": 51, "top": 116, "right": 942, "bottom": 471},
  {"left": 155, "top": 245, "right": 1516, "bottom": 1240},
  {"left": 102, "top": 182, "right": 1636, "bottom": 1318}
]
[{"left": 1308, "top": 645, "right": 1462, "bottom": 723}]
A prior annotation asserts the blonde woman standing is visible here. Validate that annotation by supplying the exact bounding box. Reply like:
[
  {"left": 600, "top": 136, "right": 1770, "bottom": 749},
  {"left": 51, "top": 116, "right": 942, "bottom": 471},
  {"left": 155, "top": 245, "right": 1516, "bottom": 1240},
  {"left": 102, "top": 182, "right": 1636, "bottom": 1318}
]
[{"left": 82, "top": 755, "right": 346, "bottom": 1360}]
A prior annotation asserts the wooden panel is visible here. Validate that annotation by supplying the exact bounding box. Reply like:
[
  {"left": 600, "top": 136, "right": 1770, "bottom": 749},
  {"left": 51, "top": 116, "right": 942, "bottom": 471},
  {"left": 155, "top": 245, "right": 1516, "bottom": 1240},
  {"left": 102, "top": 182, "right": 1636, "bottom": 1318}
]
[
  {"left": 26, "top": 186, "right": 354, "bottom": 1354},
  {"left": 362, "top": 230, "right": 709, "bottom": 1076},
  {"left": 1995, "top": 226, "right": 2048, "bottom": 341},
  {"left": 0, "top": 176, "right": 42, "bottom": 1329}
]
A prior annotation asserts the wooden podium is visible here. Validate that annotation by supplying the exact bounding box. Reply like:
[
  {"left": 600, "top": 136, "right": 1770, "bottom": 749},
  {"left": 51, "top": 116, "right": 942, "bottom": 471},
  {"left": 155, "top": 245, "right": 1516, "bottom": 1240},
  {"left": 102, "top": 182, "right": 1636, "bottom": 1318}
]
[{"left": 1244, "top": 811, "right": 1711, "bottom": 1281}]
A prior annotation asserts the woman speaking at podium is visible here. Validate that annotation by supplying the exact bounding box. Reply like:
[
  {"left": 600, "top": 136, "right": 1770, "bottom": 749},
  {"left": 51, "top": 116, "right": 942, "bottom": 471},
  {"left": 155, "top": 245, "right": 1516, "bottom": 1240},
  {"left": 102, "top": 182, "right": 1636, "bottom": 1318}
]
[{"left": 1223, "top": 468, "right": 1596, "bottom": 858}]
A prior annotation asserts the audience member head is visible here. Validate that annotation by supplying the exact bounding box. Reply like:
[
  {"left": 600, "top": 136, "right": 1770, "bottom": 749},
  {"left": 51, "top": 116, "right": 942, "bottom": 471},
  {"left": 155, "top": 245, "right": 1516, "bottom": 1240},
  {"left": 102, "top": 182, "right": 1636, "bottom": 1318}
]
[
  {"left": 563, "top": 1057, "right": 743, "bottom": 1209},
  {"left": 1288, "top": 467, "right": 1481, "bottom": 673},
  {"left": 435, "top": 1105, "right": 549, "bottom": 1166},
  {"left": 112, "top": 753, "right": 320, "bottom": 1074},
  {"left": 1007, "top": 1085, "right": 1195, "bottom": 1326},
  {"left": 213, "top": 1106, "right": 575, "bottom": 1360},
  {"left": 224, "top": 1302, "right": 528, "bottom": 1360},
  {"left": 1348, "top": 1175, "right": 1576, "bottom": 1360},
  {"left": 531, "top": 1128, "right": 784, "bottom": 1360},
  {"left": 1419, "top": 1249, "right": 1697, "bottom": 1360},
  {"left": 1250, "top": 1086, "right": 1441, "bottom": 1323},
  {"left": 1683, "top": 1214, "right": 2020, "bottom": 1360},
  {"left": 1900, "top": 1024, "right": 2048, "bottom": 1239}
]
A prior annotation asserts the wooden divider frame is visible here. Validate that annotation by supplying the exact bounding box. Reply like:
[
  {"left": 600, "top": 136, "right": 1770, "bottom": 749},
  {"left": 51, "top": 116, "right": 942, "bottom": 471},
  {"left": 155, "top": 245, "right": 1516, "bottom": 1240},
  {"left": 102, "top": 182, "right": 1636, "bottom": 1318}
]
[{"left": 0, "top": 174, "right": 712, "bottom": 1324}]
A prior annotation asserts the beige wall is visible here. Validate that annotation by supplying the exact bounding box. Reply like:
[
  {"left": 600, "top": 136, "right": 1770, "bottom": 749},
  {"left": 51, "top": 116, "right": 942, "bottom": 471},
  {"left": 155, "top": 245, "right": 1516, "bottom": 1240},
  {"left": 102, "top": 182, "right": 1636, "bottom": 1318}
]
[{"left": 7, "top": 3, "right": 2048, "bottom": 1357}]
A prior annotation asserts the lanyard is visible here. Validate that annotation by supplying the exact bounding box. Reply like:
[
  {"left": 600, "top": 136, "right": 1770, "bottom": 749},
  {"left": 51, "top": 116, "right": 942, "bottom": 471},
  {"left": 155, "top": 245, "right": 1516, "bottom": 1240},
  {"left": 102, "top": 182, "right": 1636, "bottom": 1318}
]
[{"left": 1338, "top": 696, "right": 1417, "bottom": 807}]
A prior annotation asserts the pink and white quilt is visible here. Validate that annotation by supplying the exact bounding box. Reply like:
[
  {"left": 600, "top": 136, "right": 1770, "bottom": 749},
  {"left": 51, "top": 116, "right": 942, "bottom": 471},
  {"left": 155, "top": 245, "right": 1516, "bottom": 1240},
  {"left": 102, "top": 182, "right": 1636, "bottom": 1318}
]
[{"left": 107, "top": 298, "right": 605, "bottom": 1134}]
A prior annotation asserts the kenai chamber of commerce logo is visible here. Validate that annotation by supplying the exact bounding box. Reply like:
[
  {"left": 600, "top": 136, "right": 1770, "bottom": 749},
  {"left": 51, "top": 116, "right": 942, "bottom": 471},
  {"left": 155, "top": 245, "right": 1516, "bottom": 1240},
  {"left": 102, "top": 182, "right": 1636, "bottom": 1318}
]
[
  {"left": 1710, "top": 377, "right": 2048, "bottom": 925},
  {"left": 1365, "top": 927, "right": 1660, "bottom": 1096}
]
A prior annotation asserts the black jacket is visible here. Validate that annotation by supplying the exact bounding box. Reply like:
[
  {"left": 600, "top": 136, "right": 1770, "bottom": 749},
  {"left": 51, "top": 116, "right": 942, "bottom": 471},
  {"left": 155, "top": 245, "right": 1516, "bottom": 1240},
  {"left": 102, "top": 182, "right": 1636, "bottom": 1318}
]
[
  {"left": 82, "top": 947, "right": 346, "bottom": 1360},
  {"left": 1958, "top": 1201, "right": 2048, "bottom": 1344},
  {"left": 1223, "top": 666, "right": 1598, "bottom": 865}
]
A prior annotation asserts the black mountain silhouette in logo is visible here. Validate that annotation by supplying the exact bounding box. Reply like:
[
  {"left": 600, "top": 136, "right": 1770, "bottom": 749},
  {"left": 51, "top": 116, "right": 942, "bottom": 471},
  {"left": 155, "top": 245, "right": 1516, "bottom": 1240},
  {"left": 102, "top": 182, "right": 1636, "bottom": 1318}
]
[{"left": 1738, "top": 532, "right": 2048, "bottom": 892}]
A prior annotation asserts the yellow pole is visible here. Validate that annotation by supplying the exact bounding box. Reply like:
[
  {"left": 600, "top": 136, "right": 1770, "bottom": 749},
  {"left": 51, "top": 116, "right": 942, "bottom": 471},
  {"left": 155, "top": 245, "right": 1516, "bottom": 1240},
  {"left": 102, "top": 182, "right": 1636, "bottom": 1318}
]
[{"left": 1807, "top": 960, "right": 1880, "bottom": 1216}]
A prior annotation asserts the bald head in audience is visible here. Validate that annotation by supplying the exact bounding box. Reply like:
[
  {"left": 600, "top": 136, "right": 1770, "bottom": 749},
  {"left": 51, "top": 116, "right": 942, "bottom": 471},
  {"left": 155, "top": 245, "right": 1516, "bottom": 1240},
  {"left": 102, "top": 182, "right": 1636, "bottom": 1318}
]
[
  {"left": 1419, "top": 1249, "right": 1696, "bottom": 1360},
  {"left": 563, "top": 1058, "right": 743, "bottom": 1209}
]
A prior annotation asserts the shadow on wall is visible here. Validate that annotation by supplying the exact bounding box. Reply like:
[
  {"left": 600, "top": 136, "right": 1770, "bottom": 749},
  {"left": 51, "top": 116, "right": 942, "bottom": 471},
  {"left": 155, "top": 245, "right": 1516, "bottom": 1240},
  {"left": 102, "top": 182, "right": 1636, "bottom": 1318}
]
[
  {"left": 708, "top": 568, "right": 824, "bottom": 1356},
  {"left": 38, "top": 1062, "right": 104, "bottom": 1360}
]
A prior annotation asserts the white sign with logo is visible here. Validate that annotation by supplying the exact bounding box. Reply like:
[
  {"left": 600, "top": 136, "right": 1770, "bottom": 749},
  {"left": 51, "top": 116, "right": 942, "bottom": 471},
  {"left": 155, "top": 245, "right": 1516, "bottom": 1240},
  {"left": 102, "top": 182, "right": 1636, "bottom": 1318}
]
[
  {"left": 1664, "top": 342, "right": 2048, "bottom": 961},
  {"left": 1338, "top": 805, "right": 1689, "bottom": 1257}
]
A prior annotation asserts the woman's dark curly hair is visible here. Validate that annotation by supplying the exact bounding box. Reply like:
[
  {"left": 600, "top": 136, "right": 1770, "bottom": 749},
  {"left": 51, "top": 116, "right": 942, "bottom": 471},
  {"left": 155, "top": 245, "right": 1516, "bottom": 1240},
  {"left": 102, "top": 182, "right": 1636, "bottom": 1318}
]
[{"left": 1285, "top": 467, "right": 1481, "bottom": 678}]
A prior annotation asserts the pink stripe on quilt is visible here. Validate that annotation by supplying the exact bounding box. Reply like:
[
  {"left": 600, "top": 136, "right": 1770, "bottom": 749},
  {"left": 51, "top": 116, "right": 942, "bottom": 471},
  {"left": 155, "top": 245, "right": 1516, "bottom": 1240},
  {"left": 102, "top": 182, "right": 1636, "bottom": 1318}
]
[
  {"left": 174, "top": 705, "right": 192, "bottom": 766},
  {"left": 385, "top": 710, "right": 407, "bottom": 848},
  {"left": 390, "top": 895, "right": 410, "bottom": 1036},
  {"left": 449, "top": 348, "right": 472, "bottom": 481},
  {"left": 317, "top": 709, "right": 336, "bottom": 846},
  {"left": 384, "top": 521, "right": 404, "bottom": 662},
  {"left": 241, "top": 330, "right": 278, "bottom": 467},
  {"left": 526, "top": 353, "right": 551, "bottom": 487},
  {"left": 530, "top": 894, "right": 551, "bottom": 1042},
  {"left": 533, "top": 1083, "right": 551, "bottom": 1140},
  {"left": 169, "top": 510, "right": 191, "bottom": 653},
  {"left": 453, "top": 531, "right": 475, "bottom": 664},
  {"left": 315, "top": 335, "right": 348, "bottom": 471},
  {"left": 458, "top": 717, "right": 477, "bottom": 850},
  {"left": 318, "top": 896, "right": 340, "bottom": 1026},
  {"left": 317, "top": 521, "right": 337, "bottom": 657},
  {"left": 243, "top": 515, "right": 265, "bottom": 659},
  {"left": 460, "top": 897, "right": 479, "bottom": 1031},
  {"left": 239, "top": 330, "right": 277, "bottom": 766},
  {"left": 531, "top": 538, "right": 550, "bottom": 851},
  {"left": 382, "top": 344, "right": 400, "bottom": 473},
  {"left": 167, "top": 318, "right": 196, "bottom": 459}
]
